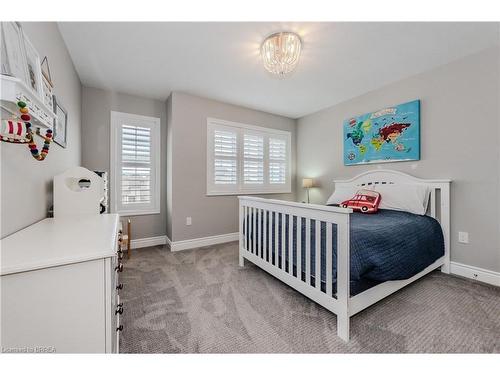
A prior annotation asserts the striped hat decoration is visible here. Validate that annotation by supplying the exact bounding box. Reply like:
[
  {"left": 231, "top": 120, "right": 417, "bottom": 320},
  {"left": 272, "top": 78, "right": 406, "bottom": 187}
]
[
  {"left": 0, "top": 120, "right": 29, "bottom": 143},
  {"left": 0, "top": 101, "right": 53, "bottom": 160}
]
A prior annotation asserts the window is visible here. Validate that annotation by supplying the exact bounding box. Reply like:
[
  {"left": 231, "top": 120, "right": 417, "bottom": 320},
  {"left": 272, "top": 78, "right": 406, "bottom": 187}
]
[
  {"left": 269, "top": 137, "right": 287, "bottom": 184},
  {"left": 213, "top": 128, "right": 238, "bottom": 185},
  {"left": 110, "top": 111, "right": 160, "bottom": 215},
  {"left": 207, "top": 118, "right": 291, "bottom": 195},
  {"left": 243, "top": 133, "right": 264, "bottom": 184}
]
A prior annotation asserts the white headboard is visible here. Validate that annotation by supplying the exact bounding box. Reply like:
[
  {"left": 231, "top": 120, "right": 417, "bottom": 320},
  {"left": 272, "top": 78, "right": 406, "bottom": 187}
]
[{"left": 334, "top": 169, "right": 451, "bottom": 273}]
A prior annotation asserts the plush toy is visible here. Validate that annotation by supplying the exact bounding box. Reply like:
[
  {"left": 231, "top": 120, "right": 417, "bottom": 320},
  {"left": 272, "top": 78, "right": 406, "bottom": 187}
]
[{"left": 341, "top": 189, "right": 381, "bottom": 213}]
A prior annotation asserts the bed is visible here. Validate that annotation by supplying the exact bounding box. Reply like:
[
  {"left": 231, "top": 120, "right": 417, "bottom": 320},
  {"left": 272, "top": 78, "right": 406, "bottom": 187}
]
[{"left": 238, "top": 169, "right": 451, "bottom": 342}]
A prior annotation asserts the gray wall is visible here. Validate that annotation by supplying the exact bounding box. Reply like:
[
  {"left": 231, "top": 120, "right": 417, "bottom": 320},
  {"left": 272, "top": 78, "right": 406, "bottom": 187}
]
[
  {"left": 81, "top": 86, "right": 167, "bottom": 239},
  {"left": 1, "top": 22, "right": 82, "bottom": 238},
  {"left": 296, "top": 47, "right": 500, "bottom": 273},
  {"left": 168, "top": 92, "right": 296, "bottom": 242}
]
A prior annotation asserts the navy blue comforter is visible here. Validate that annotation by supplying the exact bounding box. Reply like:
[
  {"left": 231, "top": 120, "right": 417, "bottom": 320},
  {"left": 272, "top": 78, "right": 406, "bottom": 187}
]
[{"left": 245, "top": 209, "right": 444, "bottom": 295}]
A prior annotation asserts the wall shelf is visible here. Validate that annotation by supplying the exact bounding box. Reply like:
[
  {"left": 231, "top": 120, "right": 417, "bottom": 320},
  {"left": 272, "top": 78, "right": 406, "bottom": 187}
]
[{"left": 0, "top": 74, "right": 56, "bottom": 130}]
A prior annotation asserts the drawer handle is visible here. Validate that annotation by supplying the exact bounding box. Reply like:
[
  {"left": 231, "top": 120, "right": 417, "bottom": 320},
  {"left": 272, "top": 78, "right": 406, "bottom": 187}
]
[
  {"left": 115, "top": 263, "right": 123, "bottom": 272},
  {"left": 118, "top": 253, "right": 123, "bottom": 261},
  {"left": 115, "top": 306, "right": 124, "bottom": 315},
  {"left": 116, "top": 283, "right": 124, "bottom": 290},
  {"left": 116, "top": 325, "right": 123, "bottom": 332}
]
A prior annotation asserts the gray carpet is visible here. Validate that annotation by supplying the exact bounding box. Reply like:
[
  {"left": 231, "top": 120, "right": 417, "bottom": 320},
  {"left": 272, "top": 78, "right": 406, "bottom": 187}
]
[{"left": 119, "top": 242, "right": 500, "bottom": 353}]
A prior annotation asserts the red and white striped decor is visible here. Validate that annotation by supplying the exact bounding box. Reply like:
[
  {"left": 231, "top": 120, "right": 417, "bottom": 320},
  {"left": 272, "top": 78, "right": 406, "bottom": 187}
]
[{"left": 1, "top": 120, "right": 25, "bottom": 137}]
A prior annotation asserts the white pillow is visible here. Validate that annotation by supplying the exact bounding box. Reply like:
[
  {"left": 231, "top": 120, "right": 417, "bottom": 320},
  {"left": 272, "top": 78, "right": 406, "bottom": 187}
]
[
  {"left": 372, "top": 184, "right": 430, "bottom": 215},
  {"left": 326, "top": 185, "right": 364, "bottom": 206}
]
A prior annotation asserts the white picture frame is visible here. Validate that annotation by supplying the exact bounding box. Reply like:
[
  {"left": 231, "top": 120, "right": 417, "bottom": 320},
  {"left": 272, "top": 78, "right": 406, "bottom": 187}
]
[
  {"left": 53, "top": 95, "right": 67, "bottom": 148},
  {"left": 41, "top": 74, "right": 54, "bottom": 109},
  {"left": 40, "top": 56, "right": 54, "bottom": 108},
  {"left": 22, "top": 32, "right": 43, "bottom": 97},
  {"left": 0, "top": 26, "right": 11, "bottom": 75},
  {"left": 1, "top": 22, "right": 28, "bottom": 81}
]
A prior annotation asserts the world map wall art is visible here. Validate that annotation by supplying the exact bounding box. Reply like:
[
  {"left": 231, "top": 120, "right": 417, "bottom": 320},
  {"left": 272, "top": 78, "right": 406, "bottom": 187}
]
[{"left": 343, "top": 99, "right": 420, "bottom": 165}]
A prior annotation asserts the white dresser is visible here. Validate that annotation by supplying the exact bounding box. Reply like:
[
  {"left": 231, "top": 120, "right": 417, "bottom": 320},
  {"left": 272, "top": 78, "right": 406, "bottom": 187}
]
[{"left": 0, "top": 214, "right": 123, "bottom": 353}]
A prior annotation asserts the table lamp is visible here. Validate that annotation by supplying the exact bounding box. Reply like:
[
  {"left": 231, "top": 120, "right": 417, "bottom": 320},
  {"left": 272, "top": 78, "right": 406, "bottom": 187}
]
[{"left": 302, "top": 178, "right": 314, "bottom": 203}]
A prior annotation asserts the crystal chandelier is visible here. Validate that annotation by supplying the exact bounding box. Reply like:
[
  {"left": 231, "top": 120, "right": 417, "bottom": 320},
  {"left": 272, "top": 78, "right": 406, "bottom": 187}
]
[{"left": 261, "top": 32, "right": 302, "bottom": 77}]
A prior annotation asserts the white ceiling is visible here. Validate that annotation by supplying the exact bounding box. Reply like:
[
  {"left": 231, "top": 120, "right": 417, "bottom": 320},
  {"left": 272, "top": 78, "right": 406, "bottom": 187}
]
[{"left": 58, "top": 22, "right": 499, "bottom": 118}]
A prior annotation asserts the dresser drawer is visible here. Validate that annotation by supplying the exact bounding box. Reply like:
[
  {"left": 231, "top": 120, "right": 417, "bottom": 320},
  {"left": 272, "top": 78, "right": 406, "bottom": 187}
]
[{"left": 1, "top": 260, "right": 106, "bottom": 352}]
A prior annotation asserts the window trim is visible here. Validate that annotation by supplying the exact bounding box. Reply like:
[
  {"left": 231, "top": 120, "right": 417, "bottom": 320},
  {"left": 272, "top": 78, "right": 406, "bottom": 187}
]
[
  {"left": 110, "top": 111, "right": 161, "bottom": 216},
  {"left": 206, "top": 117, "right": 292, "bottom": 196}
]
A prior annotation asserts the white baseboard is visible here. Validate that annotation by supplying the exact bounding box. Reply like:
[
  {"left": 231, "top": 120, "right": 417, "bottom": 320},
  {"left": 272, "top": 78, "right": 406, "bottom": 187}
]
[
  {"left": 170, "top": 232, "right": 238, "bottom": 252},
  {"left": 130, "top": 235, "right": 167, "bottom": 249},
  {"left": 450, "top": 261, "right": 500, "bottom": 287}
]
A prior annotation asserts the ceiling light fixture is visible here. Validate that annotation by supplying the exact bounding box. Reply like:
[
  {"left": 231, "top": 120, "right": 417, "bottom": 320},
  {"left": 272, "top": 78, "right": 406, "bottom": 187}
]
[{"left": 261, "top": 32, "right": 302, "bottom": 77}]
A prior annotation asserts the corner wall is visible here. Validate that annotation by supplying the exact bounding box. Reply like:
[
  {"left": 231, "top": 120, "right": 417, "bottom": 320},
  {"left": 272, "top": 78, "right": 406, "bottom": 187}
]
[
  {"left": 81, "top": 86, "right": 167, "bottom": 239},
  {"left": 166, "top": 93, "right": 173, "bottom": 240},
  {"left": 1, "top": 22, "right": 82, "bottom": 238},
  {"left": 296, "top": 47, "right": 500, "bottom": 273},
  {"left": 168, "top": 92, "right": 297, "bottom": 242}
]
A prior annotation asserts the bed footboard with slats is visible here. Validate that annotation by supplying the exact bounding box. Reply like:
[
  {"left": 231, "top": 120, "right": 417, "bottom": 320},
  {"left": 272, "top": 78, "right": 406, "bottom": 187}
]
[
  {"left": 238, "top": 170, "right": 451, "bottom": 343},
  {"left": 238, "top": 196, "right": 353, "bottom": 341}
]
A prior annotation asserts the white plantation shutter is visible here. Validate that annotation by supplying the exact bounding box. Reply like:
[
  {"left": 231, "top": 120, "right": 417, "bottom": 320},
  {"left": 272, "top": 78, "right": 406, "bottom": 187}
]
[
  {"left": 121, "top": 125, "right": 152, "bottom": 204},
  {"left": 269, "top": 137, "right": 287, "bottom": 184},
  {"left": 243, "top": 134, "right": 264, "bottom": 184},
  {"left": 207, "top": 118, "right": 291, "bottom": 195},
  {"left": 214, "top": 129, "right": 238, "bottom": 185},
  {"left": 111, "top": 112, "right": 160, "bottom": 215}
]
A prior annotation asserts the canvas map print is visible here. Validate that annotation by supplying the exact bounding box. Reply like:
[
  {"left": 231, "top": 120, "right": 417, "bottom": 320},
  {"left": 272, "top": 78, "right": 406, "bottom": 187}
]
[{"left": 343, "top": 100, "right": 420, "bottom": 165}]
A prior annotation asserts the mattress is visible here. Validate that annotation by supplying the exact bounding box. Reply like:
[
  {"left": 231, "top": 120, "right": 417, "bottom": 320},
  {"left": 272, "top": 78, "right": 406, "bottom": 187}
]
[{"left": 245, "top": 208, "right": 444, "bottom": 296}]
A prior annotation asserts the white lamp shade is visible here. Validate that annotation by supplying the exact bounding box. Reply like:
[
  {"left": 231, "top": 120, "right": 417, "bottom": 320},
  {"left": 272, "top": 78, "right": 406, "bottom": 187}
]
[{"left": 302, "top": 178, "right": 313, "bottom": 188}]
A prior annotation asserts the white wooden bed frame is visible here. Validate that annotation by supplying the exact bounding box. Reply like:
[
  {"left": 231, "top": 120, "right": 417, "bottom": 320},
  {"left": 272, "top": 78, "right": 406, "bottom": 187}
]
[{"left": 238, "top": 169, "right": 451, "bottom": 342}]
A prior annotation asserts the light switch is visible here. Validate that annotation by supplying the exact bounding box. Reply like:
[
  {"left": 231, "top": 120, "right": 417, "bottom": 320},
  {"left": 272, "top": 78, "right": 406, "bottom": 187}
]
[
  {"left": 186, "top": 217, "right": 192, "bottom": 226},
  {"left": 458, "top": 231, "right": 469, "bottom": 244}
]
